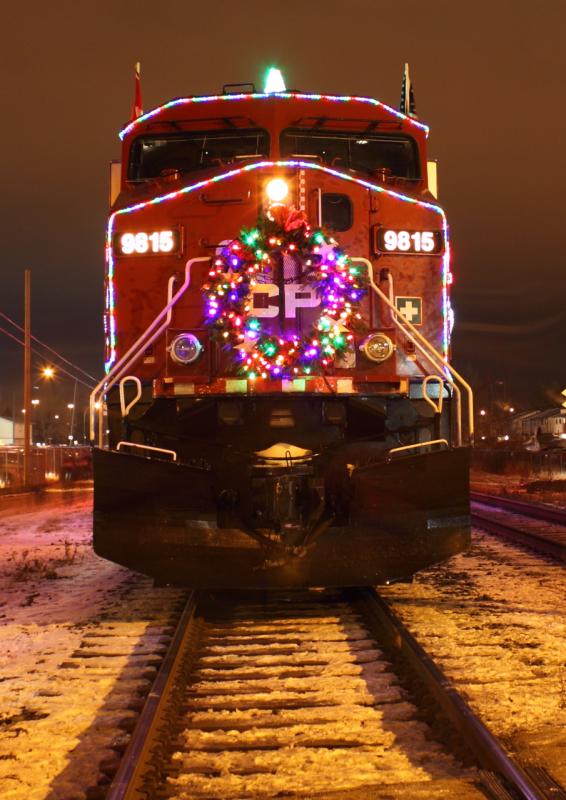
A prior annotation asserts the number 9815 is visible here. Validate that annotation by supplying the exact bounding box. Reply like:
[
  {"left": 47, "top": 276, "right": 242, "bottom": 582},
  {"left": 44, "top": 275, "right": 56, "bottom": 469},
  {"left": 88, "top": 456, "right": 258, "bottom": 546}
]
[
  {"left": 378, "top": 229, "right": 442, "bottom": 255},
  {"left": 116, "top": 230, "right": 178, "bottom": 256}
]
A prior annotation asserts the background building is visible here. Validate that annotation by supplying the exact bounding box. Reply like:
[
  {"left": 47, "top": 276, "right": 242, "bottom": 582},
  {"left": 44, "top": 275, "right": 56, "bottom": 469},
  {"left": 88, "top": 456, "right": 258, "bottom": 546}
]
[
  {"left": 509, "top": 408, "right": 566, "bottom": 444},
  {"left": 0, "top": 416, "right": 26, "bottom": 446}
]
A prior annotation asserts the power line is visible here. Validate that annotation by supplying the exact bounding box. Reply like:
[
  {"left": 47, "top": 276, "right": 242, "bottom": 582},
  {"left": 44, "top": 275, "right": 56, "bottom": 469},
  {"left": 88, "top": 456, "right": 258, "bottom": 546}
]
[
  {"left": 0, "top": 326, "right": 95, "bottom": 390},
  {"left": 0, "top": 309, "right": 97, "bottom": 382}
]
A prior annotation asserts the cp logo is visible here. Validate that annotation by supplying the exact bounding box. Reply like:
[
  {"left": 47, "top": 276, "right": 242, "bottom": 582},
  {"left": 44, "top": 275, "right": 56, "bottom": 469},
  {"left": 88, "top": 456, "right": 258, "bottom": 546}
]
[{"left": 251, "top": 284, "right": 321, "bottom": 319}]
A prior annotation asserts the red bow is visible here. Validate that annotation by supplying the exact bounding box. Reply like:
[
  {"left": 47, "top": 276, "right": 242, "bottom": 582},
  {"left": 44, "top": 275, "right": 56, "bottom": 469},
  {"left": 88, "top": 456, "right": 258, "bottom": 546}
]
[{"left": 283, "top": 207, "right": 307, "bottom": 232}]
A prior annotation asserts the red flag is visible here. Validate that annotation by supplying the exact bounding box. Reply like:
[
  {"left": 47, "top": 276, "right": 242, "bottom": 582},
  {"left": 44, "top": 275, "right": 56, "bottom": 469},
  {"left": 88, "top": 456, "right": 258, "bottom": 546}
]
[{"left": 131, "top": 62, "right": 143, "bottom": 121}]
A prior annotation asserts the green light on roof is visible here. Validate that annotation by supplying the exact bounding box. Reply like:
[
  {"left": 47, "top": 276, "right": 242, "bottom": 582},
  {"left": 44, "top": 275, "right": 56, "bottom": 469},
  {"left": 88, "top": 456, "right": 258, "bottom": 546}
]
[{"left": 264, "top": 67, "right": 286, "bottom": 94}]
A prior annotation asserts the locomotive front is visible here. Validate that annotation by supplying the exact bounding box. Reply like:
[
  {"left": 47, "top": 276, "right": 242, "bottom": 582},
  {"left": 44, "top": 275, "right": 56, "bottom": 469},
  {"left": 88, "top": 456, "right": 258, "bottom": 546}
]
[{"left": 90, "top": 81, "right": 473, "bottom": 588}]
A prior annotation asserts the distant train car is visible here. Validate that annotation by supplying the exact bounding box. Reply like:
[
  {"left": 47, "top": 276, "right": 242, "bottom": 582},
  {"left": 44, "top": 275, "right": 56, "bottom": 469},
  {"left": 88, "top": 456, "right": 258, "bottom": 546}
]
[
  {"left": 61, "top": 448, "right": 92, "bottom": 482},
  {"left": 90, "top": 70, "right": 473, "bottom": 588}
]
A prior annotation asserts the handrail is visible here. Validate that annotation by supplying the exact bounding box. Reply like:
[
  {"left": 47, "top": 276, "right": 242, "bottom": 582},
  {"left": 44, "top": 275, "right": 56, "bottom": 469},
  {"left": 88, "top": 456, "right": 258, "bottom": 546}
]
[
  {"left": 200, "top": 190, "right": 251, "bottom": 205},
  {"left": 90, "top": 274, "right": 173, "bottom": 443},
  {"left": 350, "top": 258, "right": 474, "bottom": 445},
  {"left": 422, "top": 375, "right": 444, "bottom": 416},
  {"left": 90, "top": 256, "right": 211, "bottom": 446},
  {"left": 352, "top": 259, "right": 464, "bottom": 442},
  {"left": 388, "top": 439, "right": 449, "bottom": 456},
  {"left": 90, "top": 253, "right": 472, "bottom": 448},
  {"left": 116, "top": 441, "right": 177, "bottom": 461},
  {"left": 119, "top": 376, "right": 142, "bottom": 417}
]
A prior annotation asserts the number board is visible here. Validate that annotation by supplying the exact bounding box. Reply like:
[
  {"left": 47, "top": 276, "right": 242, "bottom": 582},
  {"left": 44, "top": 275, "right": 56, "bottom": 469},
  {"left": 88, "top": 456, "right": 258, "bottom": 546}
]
[
  {"left": 375, "top": 228, "right": 444, "bottom": 255},
  {"left": 113, "top": 228, "right": 183, "bottom": 257}
]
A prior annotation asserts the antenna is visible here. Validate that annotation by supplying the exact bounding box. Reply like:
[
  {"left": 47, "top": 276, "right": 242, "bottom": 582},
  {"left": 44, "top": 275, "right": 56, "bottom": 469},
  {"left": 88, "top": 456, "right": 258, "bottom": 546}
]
[{"left": 400, "top": 62, "right": 417, "bottom": 118}]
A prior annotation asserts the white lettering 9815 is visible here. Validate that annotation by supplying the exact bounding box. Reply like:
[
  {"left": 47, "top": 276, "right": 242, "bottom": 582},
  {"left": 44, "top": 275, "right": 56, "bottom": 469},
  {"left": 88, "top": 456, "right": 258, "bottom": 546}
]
[
  {"left": 115, "top": 229, "right": 181, "bottom": 256},
  {"left": 376, "top": 228, "right": 443, "bottom": 255}
]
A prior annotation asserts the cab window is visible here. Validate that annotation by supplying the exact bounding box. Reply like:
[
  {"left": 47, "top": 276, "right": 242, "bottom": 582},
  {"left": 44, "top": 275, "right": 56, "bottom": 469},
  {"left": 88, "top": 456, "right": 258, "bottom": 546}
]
[
  {"left": 322, "top": 193, "right": 353, "bottom": 231},
  {"left": 280, "top": 129, "right": 419, "bottom": 180},
  {"left": 129, "top": 129, "right": 269, "bottom": 180}
]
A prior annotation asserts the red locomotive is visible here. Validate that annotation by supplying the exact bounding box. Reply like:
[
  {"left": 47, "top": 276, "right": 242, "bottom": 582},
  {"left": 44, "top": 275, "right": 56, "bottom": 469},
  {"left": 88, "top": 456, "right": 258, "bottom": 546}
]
[{"left": 90, "top": 68, "right": 473, "bottom": 587}]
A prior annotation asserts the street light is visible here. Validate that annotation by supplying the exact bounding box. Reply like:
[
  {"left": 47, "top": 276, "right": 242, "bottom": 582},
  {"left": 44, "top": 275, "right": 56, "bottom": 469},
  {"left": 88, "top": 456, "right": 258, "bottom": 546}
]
[
  {"left": 67, "top": 402, "right": 76, "bottom": 443},
  {"left": 31, "top": 398, "right": 40, "bottom": 406},
  {"left": 42, "top": 366, "right": 56, "bottom": 379}
]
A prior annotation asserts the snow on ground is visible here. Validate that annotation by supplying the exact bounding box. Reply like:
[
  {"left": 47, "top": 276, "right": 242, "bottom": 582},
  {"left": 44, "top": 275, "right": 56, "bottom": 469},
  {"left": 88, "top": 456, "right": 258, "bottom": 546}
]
[
  {"left": 163, "top": 599, "right": 482, "bottom": 799},
  {"left": 0, "top": 490, "right": 184, "bottom": 800},
  {"left": 1, "top": 482, "right": 565, "bottom": 796},
  {"left": 382, "top": 529, "right": 566, "bottom": 784}
]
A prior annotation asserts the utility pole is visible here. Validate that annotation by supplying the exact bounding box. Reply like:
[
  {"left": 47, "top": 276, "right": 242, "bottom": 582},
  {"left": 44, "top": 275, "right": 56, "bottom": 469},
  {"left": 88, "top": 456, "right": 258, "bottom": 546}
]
[
  {"left": 23, "top": 270, "right": 31, "bottom": 487},
  {"left": 69, "top": 379, "right": 77, "bottom": 443}
]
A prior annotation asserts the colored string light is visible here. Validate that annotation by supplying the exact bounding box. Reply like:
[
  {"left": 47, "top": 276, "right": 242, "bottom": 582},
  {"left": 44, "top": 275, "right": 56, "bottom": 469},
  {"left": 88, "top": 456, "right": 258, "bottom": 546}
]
[
  {"left": 105, "top": 160, "right": 450, "bottom": 371},
  {"left": 202, "top": 206, "right": 368, "bottom": 379},
  {"left": 118, "top": 92, "right": 429, "bottom": 141},
  {"left": 442, "top": 222, "right": 452, "bottom": 357}
]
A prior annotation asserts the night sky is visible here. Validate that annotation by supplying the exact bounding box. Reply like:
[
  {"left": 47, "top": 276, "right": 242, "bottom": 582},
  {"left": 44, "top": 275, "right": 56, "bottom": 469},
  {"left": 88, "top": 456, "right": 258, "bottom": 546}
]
[{"left": 1, "top": 0, "right": 565, "bottom": 413}]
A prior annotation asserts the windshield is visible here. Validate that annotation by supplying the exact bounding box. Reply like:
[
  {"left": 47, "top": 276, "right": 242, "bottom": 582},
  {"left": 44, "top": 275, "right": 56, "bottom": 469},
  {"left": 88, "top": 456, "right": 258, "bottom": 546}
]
[
  {"left": 128, "top": 129, "right": 270, "bottom": 180},
  {"left": 280, "top": 129, "right": 420, "bottom": 179}
]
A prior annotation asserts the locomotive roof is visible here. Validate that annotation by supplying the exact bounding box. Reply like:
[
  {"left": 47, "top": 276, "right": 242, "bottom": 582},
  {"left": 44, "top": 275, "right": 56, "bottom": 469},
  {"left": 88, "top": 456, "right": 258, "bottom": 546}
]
[{"left": 119, "top": 91, "right": 429, "bottom": 141}]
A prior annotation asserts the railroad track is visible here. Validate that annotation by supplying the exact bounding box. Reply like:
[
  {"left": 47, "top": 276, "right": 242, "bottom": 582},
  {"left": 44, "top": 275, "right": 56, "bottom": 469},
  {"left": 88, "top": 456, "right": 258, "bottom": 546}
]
[
  {"left": 471, "top": 492, "right": 566, "bottom": 562},
  {"left": 105, "top": 588, "right": 564, "bottom": 800}
]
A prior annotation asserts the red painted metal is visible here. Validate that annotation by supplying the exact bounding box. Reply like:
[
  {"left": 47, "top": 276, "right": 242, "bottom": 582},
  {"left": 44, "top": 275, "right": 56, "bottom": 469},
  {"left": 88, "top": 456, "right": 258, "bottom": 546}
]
[{"left": 107, "top": 93, "right": 447, "bottom": 391}]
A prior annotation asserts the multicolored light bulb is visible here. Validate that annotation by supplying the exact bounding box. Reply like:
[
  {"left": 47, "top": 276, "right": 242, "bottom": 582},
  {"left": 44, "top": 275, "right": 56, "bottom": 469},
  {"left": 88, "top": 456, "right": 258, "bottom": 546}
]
[
  {"left": 105, "top": 160, "right": 450, "bottom": 372},
  {"left": 202, "top": 208, "right": 368, "bottom": 379},
  {"left": 118, "top": 92, "right": 429, "bottom": 141}
]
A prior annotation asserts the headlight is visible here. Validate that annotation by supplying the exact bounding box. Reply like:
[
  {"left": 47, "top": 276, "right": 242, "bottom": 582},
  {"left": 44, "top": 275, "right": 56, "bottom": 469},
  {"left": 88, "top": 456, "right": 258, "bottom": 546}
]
[
  {"left": 170, "top": 333, "right": 202, "bottom": 365},
  {"left": 265, "top": 178, "right": 289, "bottom": 203},
  {"left": 361, "top": 333, "right": 395, "bottom": 363}
]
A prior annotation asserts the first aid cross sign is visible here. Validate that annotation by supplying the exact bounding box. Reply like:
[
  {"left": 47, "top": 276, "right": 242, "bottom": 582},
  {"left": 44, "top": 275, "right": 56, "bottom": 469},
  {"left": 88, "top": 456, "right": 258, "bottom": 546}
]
[{"left": 395, "top": 297, "right": 422, "bottom": 325}]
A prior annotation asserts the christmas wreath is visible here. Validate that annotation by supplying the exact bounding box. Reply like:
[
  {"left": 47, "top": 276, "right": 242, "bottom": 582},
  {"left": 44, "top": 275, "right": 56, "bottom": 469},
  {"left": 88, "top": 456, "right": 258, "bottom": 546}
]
[{"left": 202, "top": 206, "right": 368, "bottom": 379}]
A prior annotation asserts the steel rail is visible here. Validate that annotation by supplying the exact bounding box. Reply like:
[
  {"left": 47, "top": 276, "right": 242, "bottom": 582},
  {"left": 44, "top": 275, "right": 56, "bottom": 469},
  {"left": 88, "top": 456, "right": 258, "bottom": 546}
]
[
  {"left": 471, "top": 509, "right": 566, "bottom": 563},
  {"left": 471, "top": 491, "right": 566, "bottom": 527},
  {"left": 106, "top": 587, "right": 557, "bottom": 800},
  {"left": 354, "top": 588, "right": 549, "bottom": 800},
  {"left": 105, "top": 593, "right": 199, "bottom": 800}
]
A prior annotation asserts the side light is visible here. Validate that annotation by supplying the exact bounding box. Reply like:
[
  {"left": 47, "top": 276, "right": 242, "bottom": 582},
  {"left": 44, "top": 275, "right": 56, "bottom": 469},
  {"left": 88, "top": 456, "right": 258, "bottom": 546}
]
[
  {"left": 265, "top": 178, "right": 289, "bottom": 203},
  {"left": 218, "top": 401, "right": 243, "bottom": 425},
  {"left": 360, "top": 333, "right": 395, "bottom": 363},
  {"left": 170, "top": 333, "right": 202, "bottom": 365},
  {"left": 323, "top": 401, "right": 346, "bottom": 425}
]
